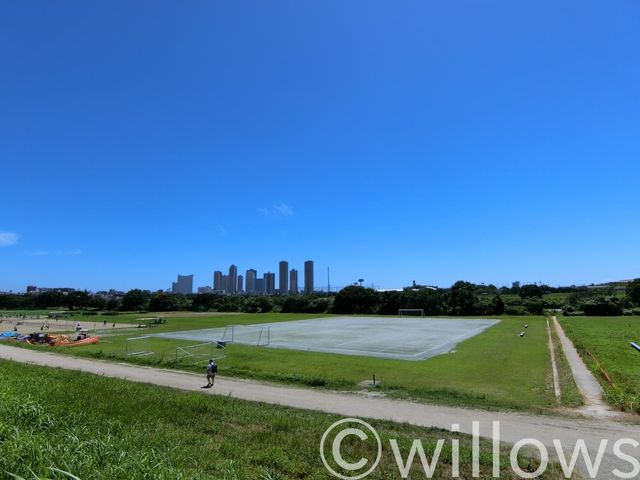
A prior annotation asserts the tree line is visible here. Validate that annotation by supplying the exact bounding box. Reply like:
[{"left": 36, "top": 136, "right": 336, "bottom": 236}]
[{"left": 1, "top": 279, "right": 639, "bottom": 317}]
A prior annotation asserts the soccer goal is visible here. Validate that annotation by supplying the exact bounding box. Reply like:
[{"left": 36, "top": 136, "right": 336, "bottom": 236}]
[
  {"left": 176, "top": 341, "right": 225, "bottom": 365},
  {"left": 398, "top": 309, "right": 425, "bottom": 318},
  {"left": 221, "top": 325, "right": 271, "bottom": 346},
  {"left": 125, "top": 336, "right": 154, "bottom": 357}
]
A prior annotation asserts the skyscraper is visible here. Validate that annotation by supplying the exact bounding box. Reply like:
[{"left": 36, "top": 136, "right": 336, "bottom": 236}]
[
  {"left": 255, "top": 278, "right": 265, "bottom": 294},
  {"left": 213, "top": 271, "right": 224, "bottom": 292},
  {"left": 279, "top": 260, "right": 289, "bottom": 294},
  {"left": 237, "top": 275, "right": 244, "bottom": 293},
  {"left": 245, "top": 269, "right": 257, "bottom": 293},
  {"left": 289, "top": 269, "right": 298, "bottom": 294},
  {"left": 172, "top": 274, "right": 193, "bottom": 294},
  {"left": 304, "top": 260, "right": 314, "bottom": 294},
  {"left": 227, "top": 264, "right": 238, "bottom": 294},
  {"left": 264, "top": 272, "right": 275, "bottom": 295}
]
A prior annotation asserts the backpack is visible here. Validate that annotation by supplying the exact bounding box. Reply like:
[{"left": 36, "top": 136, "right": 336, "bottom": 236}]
[{"left": 210, "top": 362, "right": 218, "bottom": 373}]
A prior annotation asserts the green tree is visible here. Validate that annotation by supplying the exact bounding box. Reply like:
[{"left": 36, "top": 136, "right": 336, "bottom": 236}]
[
  {"left": 490, "top": 295, "right": 505, "bottom": 315},
  {"left": 519, "top": 284, "right": 543, "bottom": 299},
  {"left": 448, "top": 281, "right": 477, "bottom": 315},
  {"left": 333, "top": 286, "right": 380, "bottom": 314},
  {"left": 121, "top": 289, "right": 150, "bottom": 311},
  {"left": 626, "top": 279, "right": 640, "bottom": 306}
]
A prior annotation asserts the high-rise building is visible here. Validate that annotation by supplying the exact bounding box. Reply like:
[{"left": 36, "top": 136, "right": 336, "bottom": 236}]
[
  {"left": 227, "top": 265, "right": 238, "bottom": 294},
  {"left": 264, "top": 272, "right": 275, "bottom": 295},
  {"left": 172, "top": 274, "right": 193, "bottom": 294},
  {"left": 245, "top": 269, "right": 257, "bottom": 293},
  {"left": 213, "top": 271, "right": 224, "bottom": 291},
  {"left": 279, "top": 261, "right": 289, "bottom": 294},
  {"left": 304, "top": 260, "right": 314, "bottom": 294},
  {"left": 289, "top": 269, "right": 298, "bottom": 294},
  {"left": 255, "top": 278, "right": 265, "bottom": 294},
  {"left": 237, "top": 275, "right": 244, "bottom": 293}
]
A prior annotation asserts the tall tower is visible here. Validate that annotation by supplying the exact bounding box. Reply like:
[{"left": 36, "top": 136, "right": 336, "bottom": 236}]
[
  {"left": 213, "top": 271, "right": 224, "bottom": 291},
  {"left": 290, "top": 269, "right": 299, "bottom": 294},
  {"left": 264, "top": 272, "right": 275, "bottom": 295},
  {"left": 245, "top": 269, "right": 257, "bottom": 294},
  {"left": 304, "top": 260, "right": 314, "bottom": 294},
  {"left": 173, "top": 274, "right": 193, "bottom": 294},
  {"left": 237, "top": 275, "right": 244, "bottom": 293},
  {"left": 228, "top": 264, "right": 238, "bottom": 294},
  {"left": 279, "top": 260, "right": 289, "bottom": 294}
]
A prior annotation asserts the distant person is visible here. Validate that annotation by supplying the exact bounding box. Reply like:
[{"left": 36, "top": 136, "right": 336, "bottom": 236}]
[
  {"left": 206, "top": 359, "right": 217, "bottom": 387},
  {"left": 104, "top": 320, "right": 107, "bottom": 326}
]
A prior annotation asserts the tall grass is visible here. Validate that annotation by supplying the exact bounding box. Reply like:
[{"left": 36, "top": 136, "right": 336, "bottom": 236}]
[{"left": 0, "top": 360, "right": 570, "bottom": 479}]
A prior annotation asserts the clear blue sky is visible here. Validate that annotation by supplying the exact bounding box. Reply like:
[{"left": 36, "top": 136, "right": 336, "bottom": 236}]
[{"left": 1, "top": 1, "right": 639, "bottom": 292}]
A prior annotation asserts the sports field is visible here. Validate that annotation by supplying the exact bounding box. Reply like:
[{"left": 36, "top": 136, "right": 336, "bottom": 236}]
[
  {"left": 0, "top": 312, "right": 576, "bottom": 412},
  {"left": 152, "top": 316, "right": 499, "bottom": 360}
]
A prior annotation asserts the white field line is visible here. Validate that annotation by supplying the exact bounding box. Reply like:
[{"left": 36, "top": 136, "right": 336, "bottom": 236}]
[{"left": 547, "top": 318, "right": 562, "bottom": 402}]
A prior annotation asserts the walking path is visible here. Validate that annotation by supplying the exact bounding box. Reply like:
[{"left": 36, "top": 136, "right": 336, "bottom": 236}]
[
  {"left": 547, "top": 318, "right": 561, "bottom": 402},
  {"left": 1, "top": 344, "right": 639, "bottom": 478},
  {"left": 551, "top": 316, "right": 614, "bottom": 417}
]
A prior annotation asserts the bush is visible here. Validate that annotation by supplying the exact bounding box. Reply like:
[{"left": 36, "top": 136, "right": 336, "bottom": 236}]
[
  {"left": 580, "top": 296, "right": 623, "bottom": 316},
  {"left": 505, "top": 305, "right": 528, "bottom": 316}
]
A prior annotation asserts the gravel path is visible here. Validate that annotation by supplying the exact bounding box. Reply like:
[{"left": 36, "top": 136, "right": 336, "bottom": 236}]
[{"left": 1, "top": 344, "right": 639, "bottom": 478}]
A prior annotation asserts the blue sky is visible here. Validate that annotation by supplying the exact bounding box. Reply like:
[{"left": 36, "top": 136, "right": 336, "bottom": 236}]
[{"left": 1, "top": 1, "right": 639, "bottom": 292}]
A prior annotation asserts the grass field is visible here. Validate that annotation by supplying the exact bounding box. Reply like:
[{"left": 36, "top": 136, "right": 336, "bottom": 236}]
[
  {"left": 0, "top": 360, "right": 572, "bottom": 479},
  {"left": 560, "top": 316, "right": 640, "bottom": 413},
  {"left": 4, "top": 313, "right": 578, "bottom": 413}
]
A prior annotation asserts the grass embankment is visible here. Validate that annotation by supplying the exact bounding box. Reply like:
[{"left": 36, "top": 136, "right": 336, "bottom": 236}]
[
  {"left": 0, "top": 360, "right": 571, "bottom": 479},
  {"left": 560, "top": 316, "right": 640, "bottom": 413},
  {"left": 7, "top": 313, "right": 568, "bottom": 412}
]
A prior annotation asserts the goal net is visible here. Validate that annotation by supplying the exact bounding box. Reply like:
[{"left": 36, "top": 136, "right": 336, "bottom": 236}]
[
  {"left": 398, "top": 309, "right": 425, "bottom": 318},
  {"left": 176, "top": 341, "right": 225, "bottom": 365},
  {"left": 125, "top": 336, "right": 154, "bottom": 357},
  {"left": 221, "top": 325, "right": 271, "bottom": 346}
]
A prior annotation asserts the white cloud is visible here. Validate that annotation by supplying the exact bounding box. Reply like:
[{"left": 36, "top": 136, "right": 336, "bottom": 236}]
[
  {"left": 0, "top": 232, "right": 19, "bottom": 247},
  {"left": 259, "top": 203, "right": 294, "bottom": 218},
  {"left": 274, "top": 203, "right": 294, "bottom": 217}
]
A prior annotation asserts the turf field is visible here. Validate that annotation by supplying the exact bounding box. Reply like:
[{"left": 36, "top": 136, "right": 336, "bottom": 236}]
[
  {"left": 152, "top": 316, "right": 499, "bottom": 360},
  {"left": 560, "top": 316, "right": 640, "bottom": 413}
]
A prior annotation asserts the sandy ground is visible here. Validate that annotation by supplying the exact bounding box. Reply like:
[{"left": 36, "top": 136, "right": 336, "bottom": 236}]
[
  {"left": 0, "top": 318, "right": 140, "bottom": 335},
  {"left": 1, "top": 344, "right": 639, "bottom": 478}
]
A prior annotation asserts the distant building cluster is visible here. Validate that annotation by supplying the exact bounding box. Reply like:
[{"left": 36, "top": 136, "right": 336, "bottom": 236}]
[{"left": 170, "top": 260, "right": 314, "bottom": 295}]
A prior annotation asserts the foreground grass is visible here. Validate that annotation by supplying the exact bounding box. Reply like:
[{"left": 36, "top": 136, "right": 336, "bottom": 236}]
[
  {"left": 5, "top": 313, "right": 565, "bottom": 413},
  {"left": 0, "top": 360, "right": 571, "bottom": 479},
  {"left": 560, "top": 316, "right": 640, "bottom": 413}
]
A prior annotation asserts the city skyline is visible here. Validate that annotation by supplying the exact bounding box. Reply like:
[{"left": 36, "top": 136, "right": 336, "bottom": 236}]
[{"left": 209, "top": 260, "right": 314, "bottom": 295}]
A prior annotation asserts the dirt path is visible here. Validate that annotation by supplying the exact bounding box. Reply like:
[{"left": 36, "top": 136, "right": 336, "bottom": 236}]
[
  {"left": 547, "top": 318, "right": 561, "bottom": 402},
  {"left": 1, "top": 344, "right": 639, "bottom": 478},
  {"left": 552, "top": 316, "right": 614, "bottom": 418}
]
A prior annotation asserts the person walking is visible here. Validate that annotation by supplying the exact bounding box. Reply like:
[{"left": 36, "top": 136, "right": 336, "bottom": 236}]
[{"left": 206, "top": 359, "right": 217, "bottom": 387}]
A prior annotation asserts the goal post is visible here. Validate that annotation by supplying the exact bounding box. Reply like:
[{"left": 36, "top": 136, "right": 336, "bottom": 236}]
[
  {"left": 398, "top": 309, "right": 425, "bottom": 318},
  {"left": 220, "top": 324, "right": 270, "bottom": 346},
  {"left": 175, "top": 341, "right": 223, "bottom": 364},
  {"left": 125, "top": 336, "right": 154, "bottom": 357}
]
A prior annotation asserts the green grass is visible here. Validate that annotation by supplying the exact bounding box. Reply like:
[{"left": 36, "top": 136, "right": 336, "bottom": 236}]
[
  {"left": 7, "top": 313, "right": 567, "bottom": 413},
  {"left": 560, "top": 316, "right": 640, "bottom": 413},
  {"left": 0, "top": 360, "right": 572, "bottom": 479}
]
